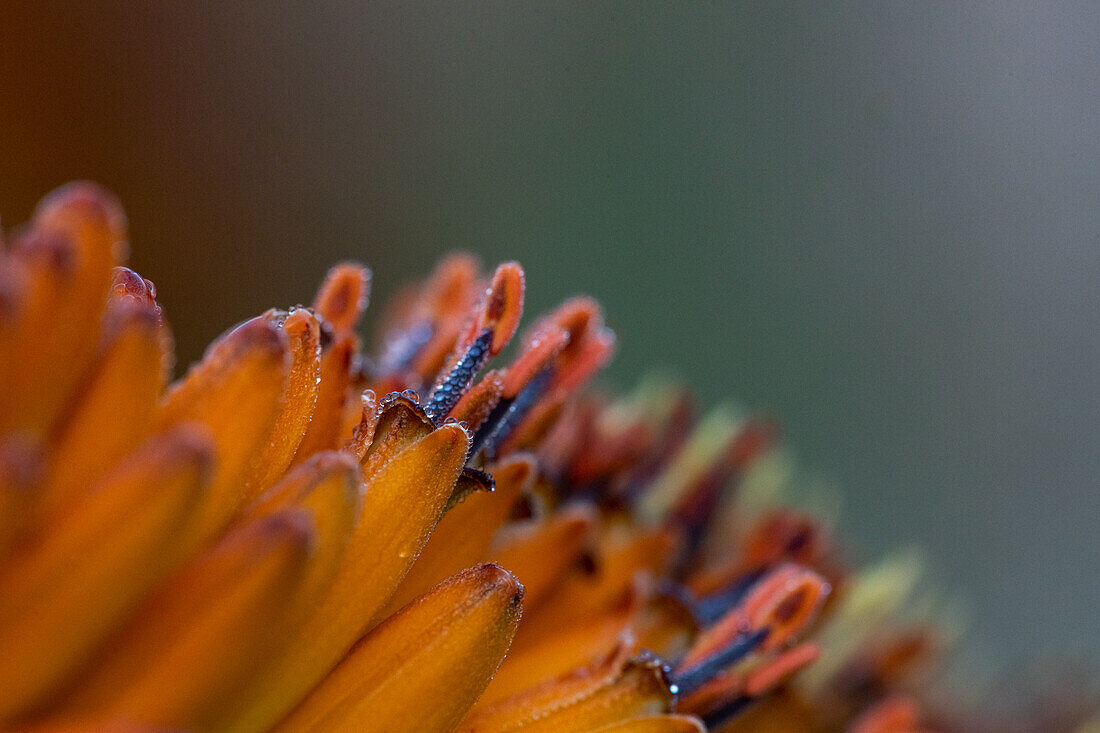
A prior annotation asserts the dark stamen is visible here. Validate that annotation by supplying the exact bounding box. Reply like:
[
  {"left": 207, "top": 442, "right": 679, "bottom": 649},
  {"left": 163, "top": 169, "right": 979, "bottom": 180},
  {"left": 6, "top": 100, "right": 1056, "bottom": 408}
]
[
  {"left": 672, "top": 627, "right": 768, "bottom": 695},
  {"left": 377, "top": 320, "right": 433, "bottom": 375},
  {"left": 424, "top": 328, "right": 493, "bottom": 425},
  {"left": 694, "top": 569, "right": 768, "bottom": 625},
  {"left": 473, "top": 365, "right": 553, "bottom": 458},
  {"left": 702, "top": 695, "right": 754, "bottom": 728}
]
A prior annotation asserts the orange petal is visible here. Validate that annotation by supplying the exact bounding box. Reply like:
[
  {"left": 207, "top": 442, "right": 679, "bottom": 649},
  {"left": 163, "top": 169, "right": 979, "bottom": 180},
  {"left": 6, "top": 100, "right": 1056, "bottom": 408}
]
[
  {"left": 489, "top": 504, "right": 598, "bottom": 610},
  {"left": 0, "top": 428, "right": 211, "bottom": 723},
  {"left": 59, "top": 509, "right": 314, "bottom": 730},
  {"left": 461, "top": 262, "right": 525, "bottom": 357},
  {"left": 227, "top": 423, "right": 470, "bottom": 732},
  {"left": 496, "top": 391, "right": 567, "bottom": 457},
  {"left": 277, "top": 564, "right": 523, "bottom": 733},
  {"left": 553, "top": 323, "right": 615, "bottom": 397},
  {"left": 293, "top": 332, "right": 357, "bottom": 462},
  {"left": 526, "top": 296, "right": 615, "bottom": 396},
  {"left": 850, "top": 696, "right": 922, "bottom": 733},
  {"left": 203, "top": 454, "right": 361, "bottom": 731},
  {"left": 245, "top": 450, "right": 348, "bottom": 517},
  {"left": 691, "top": 510, "right": 829, "bottom": 597},
  {"left": 0, "top": 236, "right": 73, "bottom": 435},
  {"left": 591, "top": 715, "right": 707, "bottom": 733},
  {"left": 340, "top": 390, "right": 380, "bottom": 460},
  {"left": 156, "top": 316, "right": 290, "bottom": 541},
  {"left": 519, "top": 523, "right": 678, "bottom": 640},
  {"left": 358, "top": 391, "right": 434, "bottom": 479},
  {"left": 480, "top": 606, "right": 634, "bottom": 707},
  {"left": 0, "top": 183, "right": 125, "bottom": 436},
  {"left": 382, "top": 454, "right": 534, "bottom": 617},
  {"left": 107, "top": 266, "right": 160, "bottom": 312},
  {"left": 742, "top": 643, "right": 820, "bottom": 698},
  {"left": 632, "top": 586, "right": 700, "bottom": 662},
  {"left": 422, "top": 252, "right": 481, "bottom": 319},
  {"left": 450, "top": 370, "right": 504, "bottom": 431},
  {"left": 42, "top": 298, "right": 169, "bottom": 516},
  {"left": 0, "top": 436, "right": 44, "bottom": 560},
  {"left": 740, "top": 564, "right": 829, "bottom": 652},
  {"left": 313, "top": 262, "right": 370, "bottom": 334},
  {"left": 459, "top": 645, "right": 674, "bottom": 732},
  {"left": 243, "top": 308, "right": 322, "bottom": 497},
  {"left": 16, "top": 723, "right": 176, "bottom": 733},
  {"left": 501, "top": 327, "right": 567, "bottom": 399}
]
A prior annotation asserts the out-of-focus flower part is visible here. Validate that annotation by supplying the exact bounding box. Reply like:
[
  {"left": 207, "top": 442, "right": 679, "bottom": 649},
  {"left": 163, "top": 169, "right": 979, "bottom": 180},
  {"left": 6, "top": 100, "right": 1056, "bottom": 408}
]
[{"left": 0, "top": 183, "right": 1094, "bottom": 733}]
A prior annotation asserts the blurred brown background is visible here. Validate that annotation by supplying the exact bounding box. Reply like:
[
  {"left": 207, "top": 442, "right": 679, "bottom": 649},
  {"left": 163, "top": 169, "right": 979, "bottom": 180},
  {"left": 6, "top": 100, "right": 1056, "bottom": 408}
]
[{"left": 1, "top": 2, "right": 1097, "bottom": 674}]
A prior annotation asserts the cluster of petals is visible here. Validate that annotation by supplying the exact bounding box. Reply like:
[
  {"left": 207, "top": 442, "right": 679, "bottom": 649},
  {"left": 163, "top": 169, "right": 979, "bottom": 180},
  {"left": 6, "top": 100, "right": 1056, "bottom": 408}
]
[{"left": 2, "top": 183, "right": 1079, "bottom": 733}]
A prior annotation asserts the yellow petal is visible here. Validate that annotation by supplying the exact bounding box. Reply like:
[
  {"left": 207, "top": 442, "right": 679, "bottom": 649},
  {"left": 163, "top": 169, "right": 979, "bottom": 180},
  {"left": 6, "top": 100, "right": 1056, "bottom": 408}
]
[
  {"left": 277, "top": 563, "right": 523, "bottom": 733},
  {"left": 382, "top": 454, "right": 534, "bottom": 615},
  {"left": 489, "top": 504, "right": 597, "bottom": 610},
  {"left": 244, "top": 308, "right": 322, "bottom": 496},
  {"left": 592, "top": 715, "right": 707, "bottom": 733},
  {"left": 0, "top": 428, "right": 211, "bottom": 723},
  {"left": 156, "top": 316, "right": 289, "bottom": 541},
  {"left": 458, "top": 645, "right": 674, "bottom": 733},
  {"left": 226, "top": 422, "right": 470, "bottom": 732},
  {"left": 0, "top": 183, "right": 125, "bottom": 436},
  {"left": 59, "top": 508, "right": 314, "bottom": 730},
  {"left": 43, "top": 300, "right": 169, "bottom": 516}
]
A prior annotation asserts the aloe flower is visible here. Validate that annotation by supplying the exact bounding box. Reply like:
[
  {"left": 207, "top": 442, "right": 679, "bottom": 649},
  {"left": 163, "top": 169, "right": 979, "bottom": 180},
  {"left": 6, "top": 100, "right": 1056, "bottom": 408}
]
[{"left": 0, "top": 183, "right": 1091, "bottom": 733}]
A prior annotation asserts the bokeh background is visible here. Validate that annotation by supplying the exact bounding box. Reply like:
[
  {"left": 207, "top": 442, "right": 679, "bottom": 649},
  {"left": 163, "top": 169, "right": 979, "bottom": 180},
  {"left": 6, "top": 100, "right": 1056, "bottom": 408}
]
[{"left": 1, "top": 3, "right": 1097, "bottom": 674}]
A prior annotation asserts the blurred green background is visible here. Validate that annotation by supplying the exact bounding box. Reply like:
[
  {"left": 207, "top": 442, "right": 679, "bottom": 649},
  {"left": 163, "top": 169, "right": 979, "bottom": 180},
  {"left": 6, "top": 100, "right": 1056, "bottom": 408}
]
[{"left": 1, "top": 3, "right": 1097, "bottom": 672}]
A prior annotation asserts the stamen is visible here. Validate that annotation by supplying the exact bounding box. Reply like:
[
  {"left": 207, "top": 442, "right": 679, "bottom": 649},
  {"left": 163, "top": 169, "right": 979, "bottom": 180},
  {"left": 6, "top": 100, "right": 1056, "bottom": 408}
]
[
  {"left": 423, "top": 329, "right": 493, "bottom": 425},
  {"left": 444, "top": 466, "right": 496, "bottom": 512},
  {"left": 701, "top": 695, "right": 753, "bottom": 728},
  {"left": 672, "top": 627, "right": 768, "bottom": 695},
  {"left": 377, "top": 320, "right": 433, "bottom": 376},
  {"left": 694, "top": 569, "right": 768, "bottom": 625},
  {"left": 472, "top": 366, "right": 553, "bottom": 458}
]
